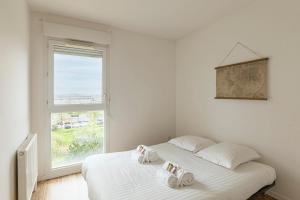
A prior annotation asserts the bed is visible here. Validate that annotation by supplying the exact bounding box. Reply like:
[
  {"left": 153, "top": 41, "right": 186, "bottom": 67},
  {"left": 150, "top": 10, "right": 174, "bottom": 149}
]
[{"left": 82, "top": 143, "right": 276, "bottom": 200}]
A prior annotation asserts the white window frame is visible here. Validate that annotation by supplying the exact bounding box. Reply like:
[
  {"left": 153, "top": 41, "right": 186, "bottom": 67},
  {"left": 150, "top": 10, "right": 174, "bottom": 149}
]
[
  {"left": 43, "top": 38, "right": 110, "bottom": 179},
  {"left": 47, "top": 39, "right": 107, "bottom": 111}
]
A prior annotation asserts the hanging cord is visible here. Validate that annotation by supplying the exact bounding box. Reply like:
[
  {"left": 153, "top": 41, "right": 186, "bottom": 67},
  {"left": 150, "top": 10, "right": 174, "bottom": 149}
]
[{"left": 218, "top": 42, "right": 264, "bottom": 66}]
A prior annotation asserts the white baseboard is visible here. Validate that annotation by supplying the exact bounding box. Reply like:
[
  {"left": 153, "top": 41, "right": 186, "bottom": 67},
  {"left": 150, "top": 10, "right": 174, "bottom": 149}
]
[
  {"left": 267, "top": 190, "right": 292, "bottom": 200},
  {"left": 38, "top": 163, "right": 81, "bottom": 181}
]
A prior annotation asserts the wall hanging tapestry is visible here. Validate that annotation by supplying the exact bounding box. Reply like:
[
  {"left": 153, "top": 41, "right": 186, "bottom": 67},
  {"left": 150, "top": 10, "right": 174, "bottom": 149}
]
[{"left": 215, "top": 42, "right": 268, "bottom": 100}]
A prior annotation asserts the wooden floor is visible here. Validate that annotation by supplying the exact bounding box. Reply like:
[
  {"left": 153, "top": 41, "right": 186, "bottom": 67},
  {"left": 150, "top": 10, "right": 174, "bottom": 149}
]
[
  {"left": 31, "top": 174, "right": 276, "bottom": 200},
  {"left": 253, "top": 195, "right": 276, "bottom": 200},
  {"left": 31, "top": 174, "right": 89, "bottom": 200}
]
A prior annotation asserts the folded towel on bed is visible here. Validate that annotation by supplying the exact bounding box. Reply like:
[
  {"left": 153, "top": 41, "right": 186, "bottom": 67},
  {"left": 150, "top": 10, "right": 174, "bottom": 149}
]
[
  {"left": 136, "top": 145, "right": 147, "bottom": 154},
  {"left": 176, "top": 168, "right": 194, "bottom": 187},
  {"left": 162, "top": 161, "right": 180, "bottom": 174},
  {"left": 143, "top": 148, "right": 159, "bottom": 163},
  {"left": 156, "top": 169, "right": 178, "bottom": 188},
  {"left": 159, "top": 161, "right": 194, "bottom": 188},
  {"left": 131, "top": 151, "right": 145, "bottom": 163},
  {"left": 132, "top": 145, "right": 160, "bottom": 164}
]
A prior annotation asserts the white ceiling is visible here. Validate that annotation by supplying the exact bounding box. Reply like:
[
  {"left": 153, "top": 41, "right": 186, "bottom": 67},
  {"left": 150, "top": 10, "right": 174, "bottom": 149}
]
[{"left": 27, "top": 0, "right": 252, "bottom": 39}]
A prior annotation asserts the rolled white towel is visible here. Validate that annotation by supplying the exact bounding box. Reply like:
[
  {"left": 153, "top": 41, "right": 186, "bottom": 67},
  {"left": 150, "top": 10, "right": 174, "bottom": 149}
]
[
  {"left": 136, "top": 145, "right": 146, "bottom": 153},
  {"left": 176, "top": 168, "right": 194, "bottom": 187},
  {"left": 156, "top": 169, "right": 178, "bottom": 188},
  {"left": 132, "top": 145, "right": 160, "bottom": 164},
  {"left": 143, "top": 148, "right": 159, "bottom": 163},
  {"left": 131, "top": 151, "right": 145, "bottom": 163},
  {"left": 162, "top": 161, "right": 180, "bottom": 174}
]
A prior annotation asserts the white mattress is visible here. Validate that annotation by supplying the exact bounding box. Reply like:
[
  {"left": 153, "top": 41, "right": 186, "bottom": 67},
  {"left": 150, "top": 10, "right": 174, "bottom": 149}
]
[{"left": 82, "top": 143, "right": 276, "bottom": 200}]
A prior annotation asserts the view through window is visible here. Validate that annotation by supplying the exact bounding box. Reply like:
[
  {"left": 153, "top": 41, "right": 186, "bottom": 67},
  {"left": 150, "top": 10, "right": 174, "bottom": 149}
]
[
  {"left": 51, "top": 111, "right": 104, "bottom": 168},
  {"left": 50, "top": 46, "right": 105, "bottom": 168},
  {"left": 53, "top": 53, "right": 103, "bottom": 105}
]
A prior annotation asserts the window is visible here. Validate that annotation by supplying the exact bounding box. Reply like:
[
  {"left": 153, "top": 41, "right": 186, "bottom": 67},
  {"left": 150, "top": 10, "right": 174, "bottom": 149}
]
[
  {"left": 48, "top": 40, "right": 106, "bottom": 168},
  {"left": 51, "top": 111, "right": 104, "bottom": 167},
  {"left": 53, "top": 53, "right": 103, "bottom": 105}
]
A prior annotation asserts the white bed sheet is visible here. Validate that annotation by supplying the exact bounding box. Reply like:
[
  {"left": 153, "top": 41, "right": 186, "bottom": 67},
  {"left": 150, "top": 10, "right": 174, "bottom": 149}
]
[{"left": 82, "top": 143, "right": 276, "bottom": 200}]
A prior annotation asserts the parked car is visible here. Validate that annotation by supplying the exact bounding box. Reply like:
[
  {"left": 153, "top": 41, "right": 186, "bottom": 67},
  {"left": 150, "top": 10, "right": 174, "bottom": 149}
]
[
  {"left": 97, "top": 118, "right": 104, "bottom": 126},
  {"left": 64, "top": 122, "right": 72, "bottom": 129}
]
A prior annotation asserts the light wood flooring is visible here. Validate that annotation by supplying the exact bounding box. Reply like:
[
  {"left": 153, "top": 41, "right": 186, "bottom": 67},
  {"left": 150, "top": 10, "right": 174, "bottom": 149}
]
[
  {"left": 31, "top": 173, "right": 276, "bottom": 200},
  {"left": 31, "top": 174, "right": 89, "bottom": 200}
]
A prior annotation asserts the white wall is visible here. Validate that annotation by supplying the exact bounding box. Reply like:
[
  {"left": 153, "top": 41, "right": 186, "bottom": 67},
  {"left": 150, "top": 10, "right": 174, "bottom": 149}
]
[
  {"left": 30, "top": 13, "right": 175, "bottom": 178},
  {"left": 109, "top": 28, "right": 175, "bottom": 151},
  {"left": 176, "top": 1, "right": 300, "bottom": 200},
  {"left": 0, "top": 0, "right": 30, "bottom": 200}
]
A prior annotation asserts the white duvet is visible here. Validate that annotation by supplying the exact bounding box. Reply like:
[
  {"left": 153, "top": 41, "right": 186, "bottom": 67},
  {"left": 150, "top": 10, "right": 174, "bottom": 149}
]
[{"left": 82, "top": 143, "right": 276, "bottom": 200}]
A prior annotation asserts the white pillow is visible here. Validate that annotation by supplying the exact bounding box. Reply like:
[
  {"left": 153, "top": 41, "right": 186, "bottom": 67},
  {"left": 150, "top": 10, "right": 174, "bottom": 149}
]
[
  {"left": 168, "top": 135, "right": 216, "bottom": 153},
  {"left": 195, "top": 142, "right": 261, "bottom": 169}
]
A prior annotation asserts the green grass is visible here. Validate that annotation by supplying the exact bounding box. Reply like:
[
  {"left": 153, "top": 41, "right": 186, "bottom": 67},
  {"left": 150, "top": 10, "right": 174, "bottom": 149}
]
[{"left": 51, "top": 111, "right": 104, "bottom": 167}]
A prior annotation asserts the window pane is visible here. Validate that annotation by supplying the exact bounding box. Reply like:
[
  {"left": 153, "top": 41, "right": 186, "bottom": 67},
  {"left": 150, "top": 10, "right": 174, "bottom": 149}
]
[
  {"left": 54, "top": 53, "right": 103, "bottom": 105},
  {"left": 51, "top": 111, "right": 104, "bottom": 168}
]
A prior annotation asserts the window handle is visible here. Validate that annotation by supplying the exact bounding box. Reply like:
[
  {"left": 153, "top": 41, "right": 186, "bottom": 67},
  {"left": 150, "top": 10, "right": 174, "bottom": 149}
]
[{"left": 103, "top": 93, "right": 111, "bottom": 105}]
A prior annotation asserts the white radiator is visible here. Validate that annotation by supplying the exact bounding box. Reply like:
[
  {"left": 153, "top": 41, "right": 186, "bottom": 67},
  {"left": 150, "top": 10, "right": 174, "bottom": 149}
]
[{"left": 17, "top": 134, "right": 38, "bottom": 200}]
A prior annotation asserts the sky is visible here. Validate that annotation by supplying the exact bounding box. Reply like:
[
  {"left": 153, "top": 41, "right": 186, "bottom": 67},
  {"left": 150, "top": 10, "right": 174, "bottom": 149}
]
[{"left": 54, "top": 53, "right": 103, "bottom": 97}]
